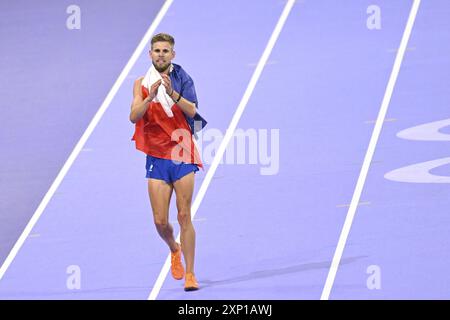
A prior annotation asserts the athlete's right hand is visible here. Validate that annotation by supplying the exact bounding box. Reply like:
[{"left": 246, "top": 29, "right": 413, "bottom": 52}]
[{"left": 147, "top": 79, "right": 162, "bottom": 101}]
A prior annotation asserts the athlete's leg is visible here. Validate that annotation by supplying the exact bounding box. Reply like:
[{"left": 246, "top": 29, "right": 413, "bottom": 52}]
[
  {"left": 173, "top": 172, "right": 196, "bottom": 274},
  {"left": 148, "top": 178, "right": 179, "bottom": 253}
]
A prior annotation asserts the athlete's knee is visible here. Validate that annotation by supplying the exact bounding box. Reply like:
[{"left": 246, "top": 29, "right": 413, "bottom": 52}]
[
  {"left": 153, "top": 215, "right": 169, "bottom": 228},
  {"left": 177, "top": 210, "right": 191, "bottom": 226}
]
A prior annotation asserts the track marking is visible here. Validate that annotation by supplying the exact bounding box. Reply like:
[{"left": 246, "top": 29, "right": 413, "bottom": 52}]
[
  {"left": 320, "top": 0, "right": 421, "bottom": 300},
  {"left": 0, "top": 0, "right": 174, "bottom": 281}
]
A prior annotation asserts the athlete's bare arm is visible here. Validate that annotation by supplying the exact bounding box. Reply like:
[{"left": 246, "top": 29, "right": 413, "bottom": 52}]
[
  {"left": 161, "top": 73, "right": 196, "bottom": 118},
  {"left": 129, "top": 77, "right": 161, "bottom": 123}
]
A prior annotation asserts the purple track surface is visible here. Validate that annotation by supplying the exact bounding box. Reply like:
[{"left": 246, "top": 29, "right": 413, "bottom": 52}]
[{"left": 1, "top": 0, "right": 450, "bottom": 299}]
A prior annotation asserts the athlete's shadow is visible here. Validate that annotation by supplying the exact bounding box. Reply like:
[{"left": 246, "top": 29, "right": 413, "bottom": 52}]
[{"left": 199, "top": 256, "right": 367, "bottom": 288}]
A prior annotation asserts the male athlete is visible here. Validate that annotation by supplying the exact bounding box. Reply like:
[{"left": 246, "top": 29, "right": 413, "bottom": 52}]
[{"left": 130, "top": 33, "right": 204, "bottom": 291}]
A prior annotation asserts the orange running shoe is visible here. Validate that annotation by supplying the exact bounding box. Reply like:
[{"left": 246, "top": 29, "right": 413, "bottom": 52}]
[
  {"left": 184, "top": 272, "right": 199, "bottom": 291},
  {"left": 170, "top": 243, "right": 184, "bottom": 280}
]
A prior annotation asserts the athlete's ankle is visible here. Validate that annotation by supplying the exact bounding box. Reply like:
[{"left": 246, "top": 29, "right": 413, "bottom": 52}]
[{"left": 170, "top": 242, "right": 181, "bottom": 253}]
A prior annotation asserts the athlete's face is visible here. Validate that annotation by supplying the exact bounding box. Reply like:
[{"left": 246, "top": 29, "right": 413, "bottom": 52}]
[{"left": 150, "top": 41, "right": 175, "bottom": 73}]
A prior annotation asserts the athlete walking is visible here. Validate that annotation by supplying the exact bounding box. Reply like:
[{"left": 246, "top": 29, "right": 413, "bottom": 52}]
[{"left": 130, "top": 33, "right": 204, "bottom": 291}]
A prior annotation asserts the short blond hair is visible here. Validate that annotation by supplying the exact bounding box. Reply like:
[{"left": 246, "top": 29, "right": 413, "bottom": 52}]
[{"left": 151, "top": 33, "right": 175, "bottom": 49}]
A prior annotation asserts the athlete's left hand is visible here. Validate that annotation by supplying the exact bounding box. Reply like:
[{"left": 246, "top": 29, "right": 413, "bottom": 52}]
[{"left": 161, "top": 74, "right": 173, "bottom": 96}]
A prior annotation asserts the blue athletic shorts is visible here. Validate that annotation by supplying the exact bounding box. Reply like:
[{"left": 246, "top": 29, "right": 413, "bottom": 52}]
[{"left": 145, "top": 155, "right": 199, "bottom": 183}]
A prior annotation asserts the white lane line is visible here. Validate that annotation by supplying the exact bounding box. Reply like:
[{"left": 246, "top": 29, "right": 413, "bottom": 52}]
[
  {"left": 336, "top": 201, "right": 371, "bottom": 208},
  {"left": 0, "top": 0, "right": 174, "bottom": 281},
  {"left": 320, "top": 0, "right": 421, "bottom": 300},
  {"left": 147, "top": 0, "right": 297, "bottom": 300},
  {"left": 364, "top": 118, "right": 397, "bottom": 124}
]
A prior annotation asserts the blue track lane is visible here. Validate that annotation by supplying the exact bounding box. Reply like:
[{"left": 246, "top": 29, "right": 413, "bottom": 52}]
[
  {"left": 0, "top": 0, "right": 165, "bottom": 264},
  {"left": 2, "top": 0, "right": 447, "bottom": 300},
  {"left": 332, "top": 0, "right": 450, "bottom": 299}
]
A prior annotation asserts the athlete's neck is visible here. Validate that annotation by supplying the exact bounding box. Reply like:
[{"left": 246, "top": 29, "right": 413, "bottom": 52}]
[{"left": 161, "top": 64, "right": 172, "bottom": 75}]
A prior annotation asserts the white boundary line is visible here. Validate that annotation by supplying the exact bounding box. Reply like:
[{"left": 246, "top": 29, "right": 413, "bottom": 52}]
[
  {"left": 0, "top": 0, "right": 174, "bottom": 281},
  {"left": 320, "top": 0, "right": 421, "bottom": 300},
  {"left": 147, "top": 0, "right": 296, "bottom": 300}
]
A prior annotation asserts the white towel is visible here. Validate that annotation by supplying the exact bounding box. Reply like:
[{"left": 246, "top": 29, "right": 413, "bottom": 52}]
[{"left": 141, "top": 64, "right": 174, "bottom": 117}]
